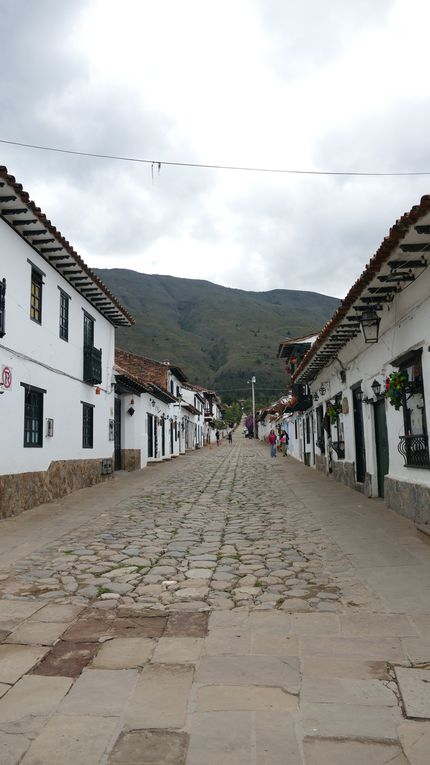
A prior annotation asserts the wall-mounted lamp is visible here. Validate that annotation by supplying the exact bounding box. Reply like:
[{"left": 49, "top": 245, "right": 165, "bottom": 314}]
[
  {"left": 360, "top": 309, "right": 381, "bottom": 344},
  {"left": 371, "top": 379, "right": 382, "bottom": 398},
  {"left": 313, "top": 392, "right": 319, "bottom": 402},
  {"left": 340, "top": 370, "right": 347, "bottom": 384},
  {"left": 127, "top": 406, "right": 135, "bottom": 416},
  {"left": 319, "top": 383, "right": 326, "bottom": 395},
  {"left": 355, "top": 388, "right": 363, "bottom": 402}
]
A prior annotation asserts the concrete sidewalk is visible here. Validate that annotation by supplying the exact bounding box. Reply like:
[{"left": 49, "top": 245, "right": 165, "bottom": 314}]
[{"left": 0, "top": 438, "right": 429, "bottom": 763}]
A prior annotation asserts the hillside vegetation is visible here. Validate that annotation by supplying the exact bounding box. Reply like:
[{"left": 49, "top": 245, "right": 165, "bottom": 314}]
[{"left": 96, "top": 269, "right": 339, "bottom": 402}]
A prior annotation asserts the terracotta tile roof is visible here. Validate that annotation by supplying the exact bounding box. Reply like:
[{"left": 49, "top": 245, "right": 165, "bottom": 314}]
[
  {"left": 0, "top": 165, "right": 134, "bottom": 327},
  {"left": 293, "top": 195, "right": 430, "bottom": 383}
]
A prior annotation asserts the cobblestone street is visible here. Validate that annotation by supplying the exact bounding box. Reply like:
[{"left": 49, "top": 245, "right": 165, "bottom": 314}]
[{"left": 0, "top": 435, "right": 430, "bottom": 763}]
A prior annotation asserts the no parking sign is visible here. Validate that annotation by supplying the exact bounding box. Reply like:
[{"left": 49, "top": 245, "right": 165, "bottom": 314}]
[{"left": 1, "top": 366, "right": 12, "bottom": 389}]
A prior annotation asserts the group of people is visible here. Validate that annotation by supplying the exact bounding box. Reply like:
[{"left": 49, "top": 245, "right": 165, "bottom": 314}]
[
  {"left": 215, "top": 429, "right": 233, "bottom": 446},
  {"left": 268, "top": 428, "right": 289, "bottom": 458}
]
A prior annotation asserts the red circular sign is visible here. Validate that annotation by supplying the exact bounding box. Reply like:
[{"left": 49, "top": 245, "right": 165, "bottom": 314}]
[{"left": 1, "top": 367, "right": 12, "bottom": 389}]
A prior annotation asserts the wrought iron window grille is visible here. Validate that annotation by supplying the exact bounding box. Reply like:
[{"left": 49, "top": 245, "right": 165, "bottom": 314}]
[{"left": 398, "top": 434, "right": 430, "bottom": 469}]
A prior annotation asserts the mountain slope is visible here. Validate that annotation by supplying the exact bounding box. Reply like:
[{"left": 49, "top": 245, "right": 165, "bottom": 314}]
[{"left": 96, "top": 269, "right": 339, "bottom": 401}]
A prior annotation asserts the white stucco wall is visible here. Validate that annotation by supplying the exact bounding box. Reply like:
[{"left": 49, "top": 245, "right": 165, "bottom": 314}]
[
  {"left": 293, "top": 267, "right": 430, "bottom": 493},
  {"left": 0, "top": 218, "right": 116, "bottom": 475}
]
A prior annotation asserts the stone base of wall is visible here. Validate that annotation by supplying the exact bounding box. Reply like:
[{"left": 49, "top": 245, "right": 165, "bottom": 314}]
[
  {"left": 332, "top": 460, "right": 356, "bottom": 489},
  {"left": 0, "top": 458, "right": 113, "bottom": 519},
  {"left": 315, "top": 454, "right": 326, "bottom": 473},
  {"left": 385, "top": 476, "right": 430, "bottom": 525},
  {"left": 120, "top": 449, "right": 141, "bottom": 471}
]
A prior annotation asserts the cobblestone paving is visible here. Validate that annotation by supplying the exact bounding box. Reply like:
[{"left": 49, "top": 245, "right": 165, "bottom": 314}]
[
  {"left": 0, "top": 438, "right": 379, "bottom": 613},
  {"left": 1, "top": 436, "right": 430, "bottom": 764}
]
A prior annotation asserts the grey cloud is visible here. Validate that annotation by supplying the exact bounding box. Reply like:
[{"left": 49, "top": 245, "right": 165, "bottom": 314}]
[{"left": 255, "top": 0, "right": 393, "bottom": 79}]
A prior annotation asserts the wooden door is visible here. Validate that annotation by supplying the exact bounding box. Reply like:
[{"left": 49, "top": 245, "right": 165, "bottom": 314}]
[{"left": 374, "top": 399, "right": 389, "bottom": 497}]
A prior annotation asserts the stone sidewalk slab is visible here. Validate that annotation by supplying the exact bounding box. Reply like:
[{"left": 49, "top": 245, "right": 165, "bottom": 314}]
[
  {"left": 301, "top": 700, "right": 402, "bottom": 740},
  {"left": 20, "top": 714, "right": 119, "bottom": 765},
  {"left": 290, "top": 612, "right": 340, "bottom": 635},
  {"left": 0, "top": 674, "right": 72, "bottom": 734},
  {"left": 91, "top": 637, "right": 155, "bottom": 669},
  {"left": 398, "top": 720, "right": 430, "bottom": 765},
  {"left": 186, "top": 711, "right": 252, "bottom": 765},
  {"left": 59, "top": 668, "right": 137, "bottom": 716},
  {"left": 125, "top": 664, "right": 194, "bottom": 729},
  {"left": 28, "top": 603, "right": 85, "bottom": 622},
  {"left": 196, "top": 654, "right": 300, "bottom": 692},
  {"left": 251, "top": 631, "right": 299, "bottom": 656},
  {"left": 339, "top": 613, "right": 417, "bottom": 637},
  {"left": 5, "top": 620, "right": 69, "bottom": 646},
  {"left": 164, "top": 612, "right": 208, "bottom": 637},
  {"left": 300, "top": 635, "right": 405, "bottom": 661},
  {"left": 203, "top": 626, "right": 251, "bottom": 655},
  {"left": 301, "top": 677, "right": 397, "bottom": 706},
  {"left": 0, "top": 731, "right": 31, "bottom": 765},
  {"left": 0, "top": 645, "right": 48, "bottom": 683},
  {"left": 303, "top": 738, "right": 408, "bottom": 764},
  {"left": 255, "top": 712, "right": 302, "bottom": 764},
  {"left": 409, "top": 614, "right": 430, "bottom": 639},
  {"left": 197, "top": 684, "right": 298, "bottom": 712},
  {"left": 400, "top": 637, "right": 430, "bottom": 663},
  {"left": 152, "top": 637, "right": 203, "bottom": 664},
  {"left": 31, "top": 640, "right": 99, "bottom": 677},
  {"left": 301, "top": 654, "right": 390, "bottom": 680},
  {"left": 108, "top": 730, "right": 189, "bottom": 764},
  {"left": 395, "top": 667, "right": 430, "bottom": 719}
]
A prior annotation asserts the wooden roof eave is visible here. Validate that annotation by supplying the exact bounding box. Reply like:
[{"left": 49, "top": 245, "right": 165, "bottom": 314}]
[
  {"left": 292, "top": 201, "right": 430, "bottom": 384},
  {"left": 0, "top": 167, "right": 134, "bottom": 327}
]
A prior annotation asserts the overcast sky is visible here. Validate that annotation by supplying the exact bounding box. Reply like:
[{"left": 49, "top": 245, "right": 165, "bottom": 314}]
[{"left": 1, "top": 0, "right": 430, "bottom": 298}]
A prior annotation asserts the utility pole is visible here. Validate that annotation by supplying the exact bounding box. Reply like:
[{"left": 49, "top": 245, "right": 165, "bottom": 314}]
[{"left": 251, "top": 375, "right": 256, "bottom": 438}]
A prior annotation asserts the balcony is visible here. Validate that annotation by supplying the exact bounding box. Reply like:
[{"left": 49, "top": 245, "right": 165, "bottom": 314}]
[
  {"left": 83, "top": 346, "right": 102, "bottom": 385},
  {"left": 398, "top": 434, "right": 430, "bottom": 469}
]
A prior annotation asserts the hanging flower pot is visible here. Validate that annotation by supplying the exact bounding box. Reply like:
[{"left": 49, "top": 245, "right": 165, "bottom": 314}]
[{"left": 385, "top": 370, "right": 408, "bottom": 410}]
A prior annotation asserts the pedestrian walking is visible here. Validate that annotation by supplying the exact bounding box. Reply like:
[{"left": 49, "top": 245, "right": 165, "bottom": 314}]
[
  {"left": 281, "top": 429, "right": 289, "bottom": 455},
  {"left": 215, "top": 429, "right": 220, "bottom": 446},
  {"left": 268, "top": 429, "right": 277, "bottom": 458},
  {"left": 228, "top": 430, "right": 233, "bottom": 444}
]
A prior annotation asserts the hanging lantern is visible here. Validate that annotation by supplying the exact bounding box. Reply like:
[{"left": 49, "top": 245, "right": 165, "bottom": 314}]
[{"left": 360, "top": 309, "right": 381, "bottom": 344}]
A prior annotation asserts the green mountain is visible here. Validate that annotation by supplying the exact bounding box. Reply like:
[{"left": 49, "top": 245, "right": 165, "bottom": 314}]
[{"left": 96, "top": 269, "right": 339, "bottom": 403}]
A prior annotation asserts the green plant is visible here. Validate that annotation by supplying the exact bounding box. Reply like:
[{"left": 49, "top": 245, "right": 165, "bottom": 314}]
[
  {"left": 97, "top": 586, "right": 112, "bottom": 596},
  {"left": 385, "top": 370, "right": 408, "bottom": 410},
  {"left": 326, "top": 402, "right": 340, "bottom": 424}
]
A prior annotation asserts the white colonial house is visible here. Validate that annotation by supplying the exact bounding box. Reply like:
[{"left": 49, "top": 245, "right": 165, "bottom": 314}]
[
  {"left": 0, "top": 165, "right": 133, "bottom": 518},
  {"left": 283, "top": 195, "right": 430, "bottom": 528},
  {"left": 180, "top": 385, "right": 205, "bottom": 450},
  {"left": 114, "top": 349, "right": 208, "bottom": 465}
]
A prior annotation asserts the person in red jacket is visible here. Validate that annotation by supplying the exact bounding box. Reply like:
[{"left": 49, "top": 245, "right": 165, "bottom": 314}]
[{"left": 268, "top": 429, "right": 277, "bottom": 458}]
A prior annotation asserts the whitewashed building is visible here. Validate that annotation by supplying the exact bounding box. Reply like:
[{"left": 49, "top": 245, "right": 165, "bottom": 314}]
[
  {"left": 285, "top": 196, "right": 430, "bottom": 526},
  {"left": 0, "top": 166, "right": 133, "bottom": 517},
  {"left": 114, "top": 349, "right": 207, "bottom": 465}
]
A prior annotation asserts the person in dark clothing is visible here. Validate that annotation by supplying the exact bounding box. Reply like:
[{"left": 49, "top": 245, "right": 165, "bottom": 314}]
[
  {"left": 228, "top": 430, "right": 233, "bottom": 444},
  {"left": 215, "top": 430, "right": 220, "bottom": 446}
]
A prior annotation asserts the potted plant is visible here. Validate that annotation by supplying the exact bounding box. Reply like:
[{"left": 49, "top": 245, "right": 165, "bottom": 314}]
[{"left": 385, "top": 370, "right": 408, "bottom": 410}]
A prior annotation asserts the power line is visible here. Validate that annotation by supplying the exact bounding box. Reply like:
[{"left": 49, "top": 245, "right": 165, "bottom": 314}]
[{"left": 1, "top": 137, "right": 430, "bottom": 177}]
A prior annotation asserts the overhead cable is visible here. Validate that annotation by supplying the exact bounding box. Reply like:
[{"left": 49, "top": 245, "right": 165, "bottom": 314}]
[{"left": 1, "top": 138, "right": 429, "bottom": 177}]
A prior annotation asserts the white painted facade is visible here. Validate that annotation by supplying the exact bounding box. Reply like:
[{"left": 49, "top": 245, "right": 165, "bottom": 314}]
[
  {"left": 0, "top": 216, "right": 121, "bottom": 477},
  {"left": 288, "top": 197, "right": 430, "bottom": 523}
]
